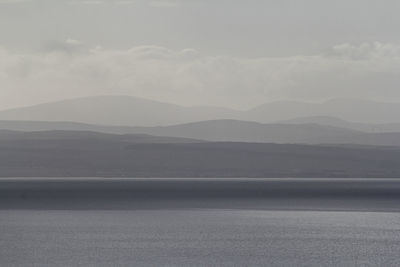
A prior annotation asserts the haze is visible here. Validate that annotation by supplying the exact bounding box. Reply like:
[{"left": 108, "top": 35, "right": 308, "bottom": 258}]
[
  {"left": 3, "top": 2, "right": 400, "bottom": 266},
  {"left": 1, "top": 0, "right": 400, "bottom": 111}
]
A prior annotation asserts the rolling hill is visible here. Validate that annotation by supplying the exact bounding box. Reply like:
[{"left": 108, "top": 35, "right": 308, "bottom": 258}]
[
  {"left": 128, "top": 120, "right": 363, "bottom": 144},
  {"left": 2, "top": 119, "right": 400, "bottom": 146},
  {"left": 279, "top": 116, "right": 400, "bottom": 133},
  {"left": 0, "top": 95, "right": 238, "bottom": 126},
  {"left": 246, "top": 98, "right": 400, "bottom": 124},
  {"left": 2, "top": 96, "right": 400, "bottom": 126},
  {"left": 0, "top": 130, "right": 203, "bottom": 145},
  {"left": 1, "top": 133, "right": 400, "bottom": 177}
]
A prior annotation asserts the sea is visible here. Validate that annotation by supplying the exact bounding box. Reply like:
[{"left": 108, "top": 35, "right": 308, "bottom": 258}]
[{"left": 1, "top": 178, "right": 400, "bottom": 266}]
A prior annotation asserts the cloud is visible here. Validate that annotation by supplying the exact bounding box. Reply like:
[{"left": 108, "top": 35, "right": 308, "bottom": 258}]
[
  {"left": 0, "top": 0, "right": 180, "bottom": 8},
  {"left": 41, "top": 39, "right": 86, "bottom": 55},
  {"left": 1, "top": 41, "right": 400, "bottom": 109},
  {"left": 68, "top": 0, "right": 137, "bottom": 4},
  {"left": 149, "top": 0, "right": 178, "bottom": 8},
  {"left": 0, "top": 0, "right": 31, "bottom": 3},
  {"left": 327, "top": 42, "right": 400, "bottom": 60}
]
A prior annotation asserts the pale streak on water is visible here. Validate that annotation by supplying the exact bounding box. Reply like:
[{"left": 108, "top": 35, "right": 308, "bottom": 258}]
[{"left": 1, "top": 178, "right": 400, "bottom": 266}]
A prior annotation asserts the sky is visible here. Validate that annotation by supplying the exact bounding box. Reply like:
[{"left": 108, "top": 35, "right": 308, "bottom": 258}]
[{"left": 1, "top": 0, "right": 400, "bottom": 109}]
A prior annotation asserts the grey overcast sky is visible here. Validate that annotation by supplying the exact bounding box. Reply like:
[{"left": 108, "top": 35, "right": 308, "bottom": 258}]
[{"left": 1, "top": 0, "right": 400, "bottom": 109}]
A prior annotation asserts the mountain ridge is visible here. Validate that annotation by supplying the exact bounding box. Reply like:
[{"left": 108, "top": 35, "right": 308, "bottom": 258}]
[
  {"left": 3, "top": 119, "right": 400, "bottom": 146},
  {"left": 2, "top": 96, "right": 400, "bottom": 126},
  {"left": 278, "top": 116, "right": 400, "bottom": 133}
]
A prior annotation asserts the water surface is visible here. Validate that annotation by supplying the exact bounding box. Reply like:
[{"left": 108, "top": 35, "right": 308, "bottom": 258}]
[{"left": 1, "top": 178, "right": 400, "bottom": 266}]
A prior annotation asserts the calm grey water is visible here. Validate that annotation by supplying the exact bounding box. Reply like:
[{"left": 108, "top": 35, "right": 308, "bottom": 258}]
[{"left": 1, "top": 179, "right": 400, "bottom": 266}]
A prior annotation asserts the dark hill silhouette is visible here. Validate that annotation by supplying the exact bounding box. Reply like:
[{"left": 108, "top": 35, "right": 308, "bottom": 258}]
[
  {"left": 1, "top": 132, "right": 400, "bottom": 177},
  {"left": 0, "top": 130, "right": 203, "bottom": 144}
]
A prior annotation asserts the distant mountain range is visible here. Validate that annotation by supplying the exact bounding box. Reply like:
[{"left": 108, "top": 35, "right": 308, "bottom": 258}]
[
  {"left": 2, "top": 95, "right": 400, "bottom": 147},
  {"left": 130, "top": 120, "right": 400, "bottom": 146},
  {"left": 280, "top": 116, "right": 400, "bottom": 133},
  {"left": 2, "top": 120, "right": 400, "bottom": 146},
  {"left": 2, "top": 96, "right": 400, "bottom": 178},
  {"left": 1, "top": 96, "right": 400, "bottom": 126},
  {"left": 246, "top": 98, "right": 400, "bottom": 124},
  {"left": 0, "top": 96, "right": 238, "bottom": 126},
  {"left": 130, "top": 120, "right": 363, "bottom": 144}
]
